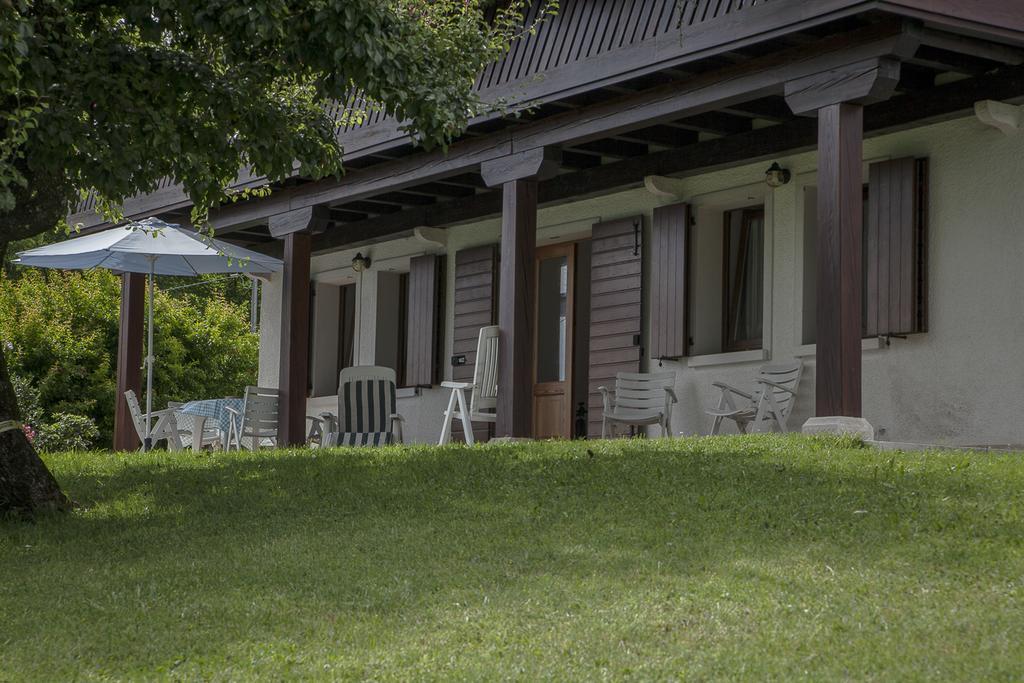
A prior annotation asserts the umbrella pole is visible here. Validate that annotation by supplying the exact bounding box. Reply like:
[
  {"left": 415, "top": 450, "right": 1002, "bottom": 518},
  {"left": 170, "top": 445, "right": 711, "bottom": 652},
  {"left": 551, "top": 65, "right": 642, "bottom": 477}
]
[{"left": 144, "top": 257, "right": 155, "bottom": 452}]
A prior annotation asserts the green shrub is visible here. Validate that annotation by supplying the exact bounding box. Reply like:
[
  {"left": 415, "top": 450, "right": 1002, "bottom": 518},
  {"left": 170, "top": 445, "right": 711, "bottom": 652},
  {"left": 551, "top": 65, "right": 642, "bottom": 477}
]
[
  {"left": 0, "top": 269, "right": 258, "bottom": 448},
  {"left": 34, "top": 413, "right": 99, "bottom": 452}
]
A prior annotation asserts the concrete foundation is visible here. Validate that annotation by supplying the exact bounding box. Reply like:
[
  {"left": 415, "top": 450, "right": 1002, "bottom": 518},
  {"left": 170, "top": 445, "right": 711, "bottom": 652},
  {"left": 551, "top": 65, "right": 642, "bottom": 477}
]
[{"left": 802, "top": 416, "right": 875, "bottom": 441}]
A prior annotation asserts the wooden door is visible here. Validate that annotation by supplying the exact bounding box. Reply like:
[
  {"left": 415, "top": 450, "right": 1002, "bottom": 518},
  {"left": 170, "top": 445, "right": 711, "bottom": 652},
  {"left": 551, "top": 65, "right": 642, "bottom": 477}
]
[{"left": 533, "top": 243, "right": 575, "bottom": 438}]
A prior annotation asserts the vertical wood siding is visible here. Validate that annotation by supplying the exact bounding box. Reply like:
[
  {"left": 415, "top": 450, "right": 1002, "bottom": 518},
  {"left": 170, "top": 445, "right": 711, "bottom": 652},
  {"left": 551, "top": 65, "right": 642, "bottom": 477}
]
[
  {"left": 405, "top": 254, "right": 444, "bottom": 387},
  {"left": 452, "top": 244, "right": 499, "bottom": 443},
  {"left": 649, "top": 202, "right": 690, "bottom": 360},
  {"left": 865, "top": 157, "right": 928, "bottom": 337},
  {"left": 588, "top": 216, "right": 644, "bottom": 437}
]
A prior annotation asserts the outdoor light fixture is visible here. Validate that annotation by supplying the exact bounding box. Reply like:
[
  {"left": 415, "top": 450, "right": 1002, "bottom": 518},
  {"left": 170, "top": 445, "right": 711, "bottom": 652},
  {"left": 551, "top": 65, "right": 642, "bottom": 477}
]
[
  {"left": 765, "top": 162, "right": 791, "bottom": 188},
  {"left": 351, "top": 252, "right": 371, "bottom": 272}
]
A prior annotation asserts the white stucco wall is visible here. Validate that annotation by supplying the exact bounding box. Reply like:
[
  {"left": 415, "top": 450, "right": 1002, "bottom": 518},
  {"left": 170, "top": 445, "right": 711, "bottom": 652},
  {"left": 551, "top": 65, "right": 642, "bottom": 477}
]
[{"left": 257, "top": 114, "right": 1024, "bottom": 447}]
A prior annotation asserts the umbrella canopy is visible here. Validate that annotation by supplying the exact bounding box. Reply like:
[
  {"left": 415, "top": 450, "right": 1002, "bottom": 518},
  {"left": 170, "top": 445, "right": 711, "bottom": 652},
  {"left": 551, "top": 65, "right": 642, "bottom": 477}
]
[
  {"left": 15, "top": 217, "right": 282, "bottom": 450},
  {"left": 15, "top": 217, "right": 282, "bottom": 275}
]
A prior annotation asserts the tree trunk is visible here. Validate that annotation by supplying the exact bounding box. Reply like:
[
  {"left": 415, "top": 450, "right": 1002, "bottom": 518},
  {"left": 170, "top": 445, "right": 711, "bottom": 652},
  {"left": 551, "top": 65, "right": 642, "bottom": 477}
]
[
  {"left": 0, "top": 341, "right": 69, "bottom": 514},
  {"left": 0, "top": 167, "right": 75, "bottom": 515}
]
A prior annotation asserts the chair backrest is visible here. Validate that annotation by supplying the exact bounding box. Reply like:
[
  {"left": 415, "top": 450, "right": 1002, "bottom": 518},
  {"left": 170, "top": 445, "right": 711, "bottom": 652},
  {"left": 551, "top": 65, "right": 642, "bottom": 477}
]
[
  {"left": 756, "top": 361, "right": 803, "bottom": 418},
  {"left": 123, "top": 390, "right": 147, "bottom": 441},
  {"left": 470, "top": 325, "right": 500, "bottom": 415},
  {"left": 239, "top": 386, "right": 279, "bottom": 448},
  {"left": 337, "top": 366, "right": 398, "bottom": 435},
  {"left": 613, "top": 371, "right": 676, "bottom": 413}
]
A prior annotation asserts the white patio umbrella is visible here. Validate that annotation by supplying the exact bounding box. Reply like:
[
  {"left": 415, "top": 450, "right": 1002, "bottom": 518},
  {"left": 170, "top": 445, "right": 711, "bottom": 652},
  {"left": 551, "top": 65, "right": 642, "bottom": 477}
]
[{"left": 15, "top": 217, "right": 283, "bottom": 449}]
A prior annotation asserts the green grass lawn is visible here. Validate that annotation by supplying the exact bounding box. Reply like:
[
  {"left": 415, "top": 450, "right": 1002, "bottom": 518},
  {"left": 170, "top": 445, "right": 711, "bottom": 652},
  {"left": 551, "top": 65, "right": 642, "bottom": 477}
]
[{"left": 2, "top": 435, "right": 1023, "bottom": 681}]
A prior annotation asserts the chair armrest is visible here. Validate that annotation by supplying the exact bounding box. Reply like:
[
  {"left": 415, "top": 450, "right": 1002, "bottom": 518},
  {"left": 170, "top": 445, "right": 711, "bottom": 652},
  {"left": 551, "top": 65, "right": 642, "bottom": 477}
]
[
  {"left": 665, "top": 387, "right": 678, "bottom": 404},
  {"left": 389, "top": 413, "right": 405, "bottom": 423},
  {"left": 598, "top": 386, "right": 614, "bottom": 413},
  {"left": 441, "top": 381, "right": 473, "bottom": 390},
  {"left": 224, "top": 406, "right": 240, "bottom": 416},
  {"left": 756, "top": 379, "right": 797, "bottom": 395},
  {"left": 712, "top": 382, "right": 753, "bottom": 400}
]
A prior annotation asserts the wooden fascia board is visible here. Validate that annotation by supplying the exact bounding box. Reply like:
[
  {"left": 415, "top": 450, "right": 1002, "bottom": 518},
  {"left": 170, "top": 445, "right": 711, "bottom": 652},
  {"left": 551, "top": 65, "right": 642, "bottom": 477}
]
[{"left": 875, "top": 0, "right": 1024, "bottom": 47}]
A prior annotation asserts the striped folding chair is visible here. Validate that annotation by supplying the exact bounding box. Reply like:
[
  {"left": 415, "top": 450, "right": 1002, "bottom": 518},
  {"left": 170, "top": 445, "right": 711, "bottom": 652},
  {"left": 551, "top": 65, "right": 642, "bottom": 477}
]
[{"left": 314, "top": 366, "right": 404, "bottom": 447}]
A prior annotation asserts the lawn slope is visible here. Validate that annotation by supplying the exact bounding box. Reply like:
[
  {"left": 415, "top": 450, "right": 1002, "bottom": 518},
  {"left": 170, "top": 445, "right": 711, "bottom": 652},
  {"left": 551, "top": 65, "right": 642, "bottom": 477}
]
[{"left": 2, "top": 435, "right": 1022, "bottom": 680}]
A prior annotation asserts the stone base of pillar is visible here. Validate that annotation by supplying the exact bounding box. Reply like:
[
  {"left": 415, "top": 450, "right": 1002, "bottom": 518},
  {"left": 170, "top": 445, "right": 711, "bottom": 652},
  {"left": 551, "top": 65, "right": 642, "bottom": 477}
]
[{"left": 802, "top": 416, "right": 875, "bottom": 441}]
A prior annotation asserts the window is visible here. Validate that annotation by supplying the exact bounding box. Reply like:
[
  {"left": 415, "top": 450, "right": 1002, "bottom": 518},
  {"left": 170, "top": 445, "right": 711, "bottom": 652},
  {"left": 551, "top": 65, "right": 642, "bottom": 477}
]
[
  {"left": 801, "top": 157, "right": 928, "bottom": 344},
  {"left": 308, "top": 282, "right": 356, "bottom": 397},
  {"left": 687, "top": 196, "right": 767, "bottom": 357},
  {"left": 373, "top": 271, "right": 409, "bottom": 386},
  {"left": 722, "top": 206, "right": 764, "bottom": 352}
]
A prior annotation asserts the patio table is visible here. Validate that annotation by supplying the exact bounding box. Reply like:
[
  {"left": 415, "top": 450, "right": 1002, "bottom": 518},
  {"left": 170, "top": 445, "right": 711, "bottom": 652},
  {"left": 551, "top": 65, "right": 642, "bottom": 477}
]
[{"left": 176, "top": 398, "right": 244, "bottom": 452}]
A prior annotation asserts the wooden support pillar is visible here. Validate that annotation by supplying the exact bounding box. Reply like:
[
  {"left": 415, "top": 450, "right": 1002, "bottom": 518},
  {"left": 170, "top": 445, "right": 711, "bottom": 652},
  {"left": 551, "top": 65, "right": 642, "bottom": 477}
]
[
  {"left": 113, "top": 272, "right": 145, "bottom": 451},
  {"left": 277, "top": 231, "right": 312, "bottom": 446},
  {"left": 482, "top": 148, "right": 559, "bottom": 438},
  {"left": 496, "top": 178, "right": 537, "bottom": 437},
  {"left": 815, "top": 102, "right": 864, "bottom": 417},
  {"left": 271, "top": 206, "right": 328, "bottom": 446},
  {"left": 785, "top": 57, "right": 900, "bottom": 420}
]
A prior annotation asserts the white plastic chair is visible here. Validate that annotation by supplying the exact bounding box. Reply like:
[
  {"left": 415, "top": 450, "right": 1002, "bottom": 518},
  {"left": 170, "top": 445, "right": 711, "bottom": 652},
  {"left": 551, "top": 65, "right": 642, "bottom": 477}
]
[
  {"left": 438, "top": 325, "right": 499, "bottom": 445},
  {"left": 225, "top": 386, "right": 279, "bottom": 450},
  {"left": 124, "top": 389, "right": 182, "bottom": 451},
  {"left": 707, "top": 360, "right": 803, "bottom": 434},
  {"left": 598, "top": 371, "right": 678, "bottom": 438},
  {"left": 311, "top": 366, "right": 404, "bottom": 447}
]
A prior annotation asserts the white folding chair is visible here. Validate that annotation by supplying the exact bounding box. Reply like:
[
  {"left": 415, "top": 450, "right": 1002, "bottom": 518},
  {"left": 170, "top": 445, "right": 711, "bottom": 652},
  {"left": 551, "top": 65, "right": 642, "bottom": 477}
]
[
  {"left": 438, "top": 325, "right": 498, "bottom": 445},
  {"left": 124, "top": 389, "right": 182, "bottom": 451},
  {"left": 598, "top": 371, "right": 678, "bottom": 438},
  {"left": 311, "top": 366, "right": 404, "bottom": 447},
  {"left": 225, "top": 386, "right": 279, "bottom": 450},
  {"left": 707, "top": 360, "right": 804, "bottom": 434}
]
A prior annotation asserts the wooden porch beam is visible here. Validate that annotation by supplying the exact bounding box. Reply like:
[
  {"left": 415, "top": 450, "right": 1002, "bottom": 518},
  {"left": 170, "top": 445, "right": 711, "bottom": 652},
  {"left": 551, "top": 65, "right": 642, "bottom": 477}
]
[
  {"left": 113, "top": 273, "right": 145, "bottom": 451},
  {"left": 785, "top": 57, "right": 902, "bottom": 115},
  {"left": 268, "top": 204, "right": 330, "bottom": 238}
]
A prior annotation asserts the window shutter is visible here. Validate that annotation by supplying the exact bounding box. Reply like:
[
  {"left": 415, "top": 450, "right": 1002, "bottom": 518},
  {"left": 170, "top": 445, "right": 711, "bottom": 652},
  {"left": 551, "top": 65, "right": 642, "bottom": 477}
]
[
  {"left": 650, "top": 202, "right": 690, "bottom": 360},
  {"left": 452, "top": 244, "right": 498, "bottom": 443},
  {"left": 865, "top": 157, "right": 928, "bottom": 337},
  {"left": 588, "top": 216, "right": 644, "bottom": 438},
  {"left": 405, "top": 254, "right": 444, "bottom": 387}
]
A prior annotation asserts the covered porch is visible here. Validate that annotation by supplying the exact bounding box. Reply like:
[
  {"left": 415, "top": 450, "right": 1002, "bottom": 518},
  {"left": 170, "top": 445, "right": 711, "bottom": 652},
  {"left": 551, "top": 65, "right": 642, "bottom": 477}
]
[{"left": 103, "top": 2, "right": 1024, "bottom": 448}]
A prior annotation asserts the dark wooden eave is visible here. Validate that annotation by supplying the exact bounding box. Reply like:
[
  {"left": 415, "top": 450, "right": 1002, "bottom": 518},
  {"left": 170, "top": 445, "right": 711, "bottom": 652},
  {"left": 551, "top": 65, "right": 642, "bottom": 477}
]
[{"left": 68, "top": 0, "right": 1024, "bottom": 239}]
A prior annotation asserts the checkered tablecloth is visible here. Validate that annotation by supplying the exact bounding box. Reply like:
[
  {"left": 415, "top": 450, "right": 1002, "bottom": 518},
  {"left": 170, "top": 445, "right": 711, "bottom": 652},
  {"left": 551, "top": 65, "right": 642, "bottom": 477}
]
[{"left": 177, "top": 398, "right": 244, "bottom": 436}]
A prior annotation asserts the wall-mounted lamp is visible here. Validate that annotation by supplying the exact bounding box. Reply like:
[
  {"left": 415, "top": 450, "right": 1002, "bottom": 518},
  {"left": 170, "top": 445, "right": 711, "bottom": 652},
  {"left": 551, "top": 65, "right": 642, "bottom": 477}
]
[
  {"left": 351, "top": 252, "right": 371, "bottom": 272},
  {"left": 765, "top": 162, "right": 792, "bottom": 188}
]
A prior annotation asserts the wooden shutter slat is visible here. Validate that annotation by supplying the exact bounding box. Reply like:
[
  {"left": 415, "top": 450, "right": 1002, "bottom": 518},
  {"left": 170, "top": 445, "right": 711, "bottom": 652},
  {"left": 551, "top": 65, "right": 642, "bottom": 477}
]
[
  {"left": 588, "top": 216, "right": 644, "bottom": 437},
  {"left": 405, "top": 254, "right": 443, "bottom": 387},
  {"left": 650, "top": 202, "right": 690, "bottom": 360},
  {"left": 452, "top": 244, "right": 498, "bottom": 443},
  {"left": 866, "top": 157, "right": 927, "bottom": 337}
]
